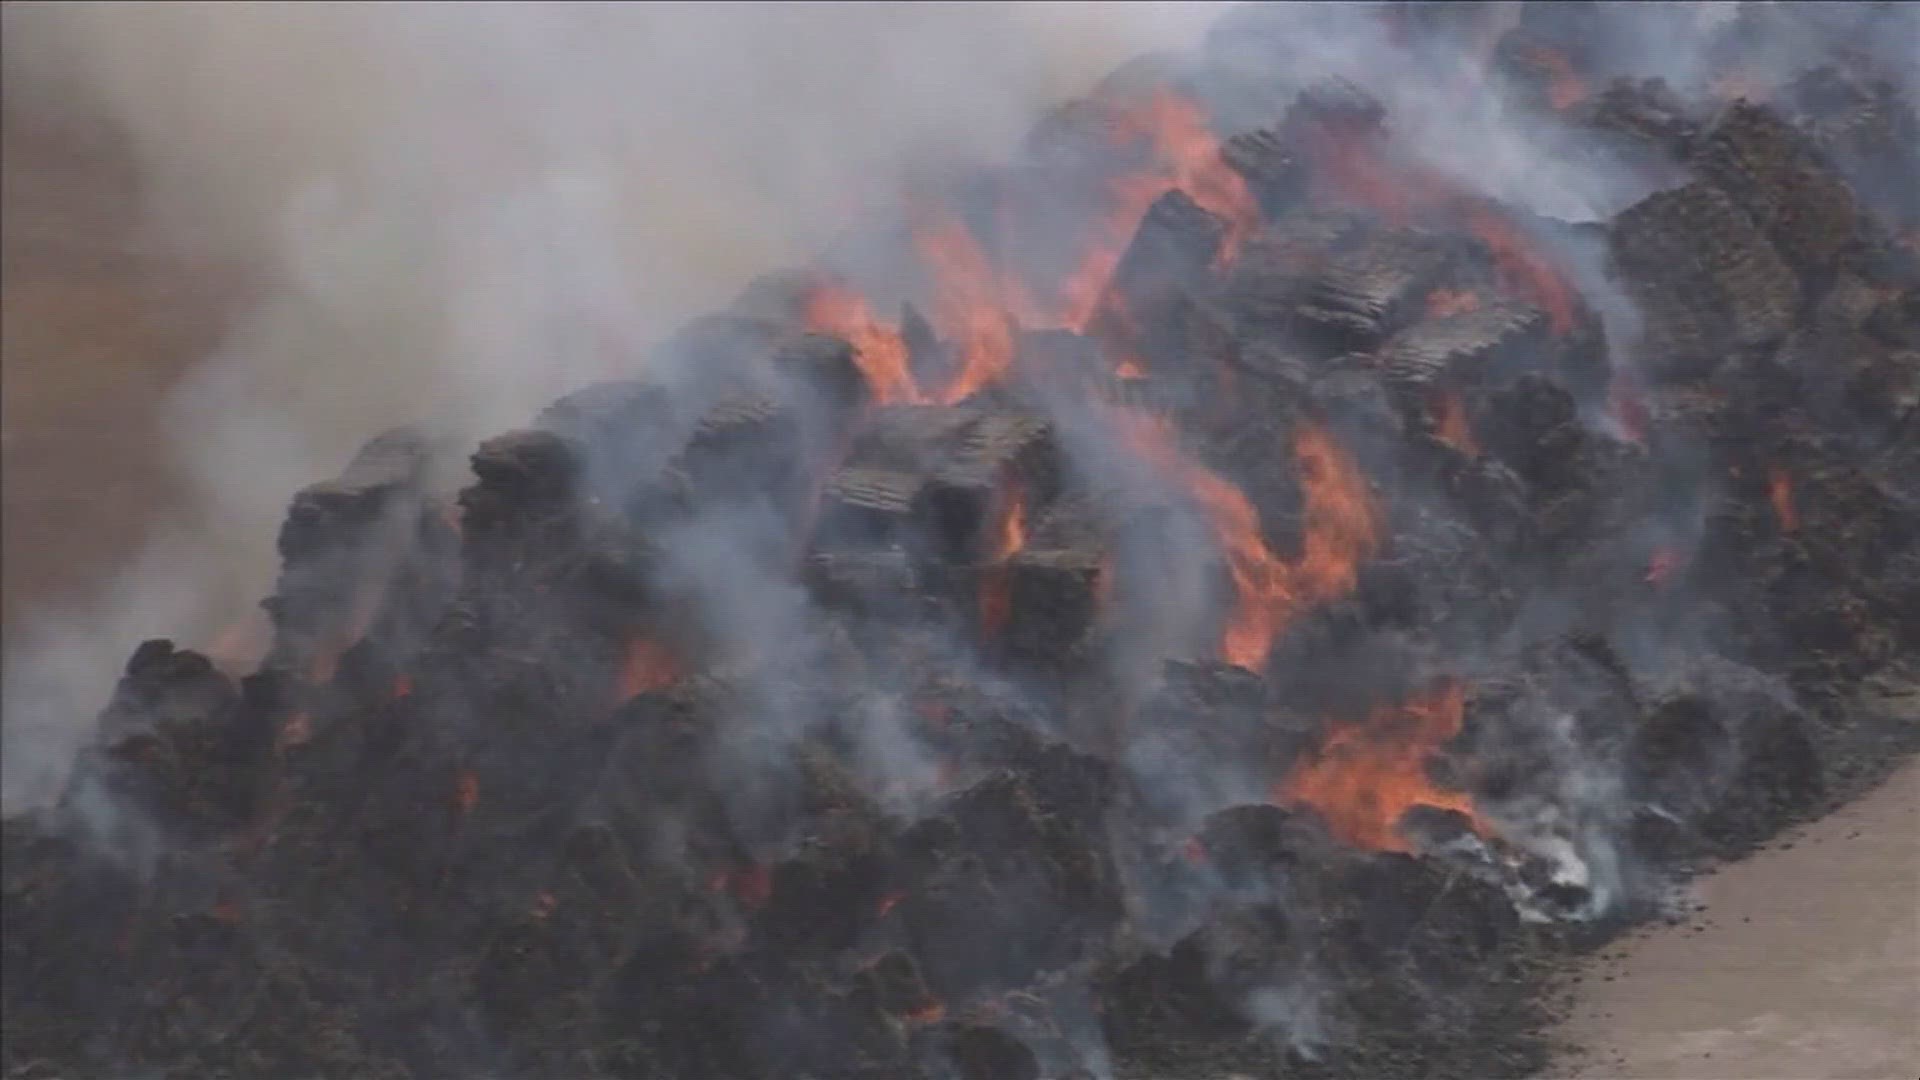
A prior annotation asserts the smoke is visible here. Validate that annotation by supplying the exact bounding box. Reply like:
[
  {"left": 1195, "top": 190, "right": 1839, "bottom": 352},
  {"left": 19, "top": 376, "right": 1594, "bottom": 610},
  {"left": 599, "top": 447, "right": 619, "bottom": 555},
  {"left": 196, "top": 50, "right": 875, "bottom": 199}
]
[{"left": 0, "top": 0, "right": 1230, "bottom": 815}]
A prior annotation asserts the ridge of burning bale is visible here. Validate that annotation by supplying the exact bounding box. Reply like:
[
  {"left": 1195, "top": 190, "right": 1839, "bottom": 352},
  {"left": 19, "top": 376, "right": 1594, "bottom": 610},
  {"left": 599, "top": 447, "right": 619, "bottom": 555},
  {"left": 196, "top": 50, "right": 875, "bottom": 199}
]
[{"left": 8, "top": 5, "right": 1920, "bottom": 1079}]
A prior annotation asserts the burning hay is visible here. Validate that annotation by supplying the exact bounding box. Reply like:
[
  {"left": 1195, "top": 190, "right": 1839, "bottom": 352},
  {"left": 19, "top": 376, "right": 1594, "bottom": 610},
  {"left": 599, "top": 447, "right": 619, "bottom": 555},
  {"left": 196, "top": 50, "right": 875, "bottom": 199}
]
[{"left": 5, "top": 4, "right": 1918, "bottom": 1079}]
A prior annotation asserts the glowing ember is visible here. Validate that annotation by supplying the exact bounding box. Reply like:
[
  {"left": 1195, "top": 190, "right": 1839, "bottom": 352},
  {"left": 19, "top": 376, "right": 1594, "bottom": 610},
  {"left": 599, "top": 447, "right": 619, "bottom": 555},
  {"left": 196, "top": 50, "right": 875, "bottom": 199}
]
[
  {"left": 1115, "top": 412, "right": 1378, "bottom": 670},
  {"left": 1180, "top": 837, "right": 1209, "bottom": 866},
  {"left": 1644, "top": 547, "right": 1681, "bottom": 586},
  {"left": 615, "top": 636, "right": 678, "bottom": 704},
  {"left": 1114, "top": 356, "right": 1148, "bottom": 380},
  {"left": 392, "top": 674, "right": 413, "bottom": 699},
  {"left": 876, "top": 890, "right": 906, "bottom": 918},
  {"left": 454, "top": 770, "right": 480, "bottom": 816},
  {"left": 804, "top": 285, "right": 922, "bottom": 405},
  {"left": 529, "top": 891, "right": 558, "bottom": 920},
  {"left": 902, "top": 999, "right": 947, "bottom": 1026},
  {"left": 1431, "top": 391, "right": 1480, "bottom": 457},
  {"left": 1523, "top": 46, "right": 1589, "bottom": 111},
  {"left": 712, "top": 864, "right": 773, "bottom": 911},
  {"left": 279, "top": 712, "right": 312, "bottom": 748},
  {"left": 205, "top": 611, "right": 270, "bottom": 676},
  {"left": 1768, "top": 467, "right": 1799, "bottom": 533},
  {"left": 1425, "top": 288, "right": 1483, "bottom": 319},
  {"left": 1609, "top": 377, "right": 1650, "bottom": 445},
  {"left": 1277, "top": 680, "right": 1483, "bottom": 852}
]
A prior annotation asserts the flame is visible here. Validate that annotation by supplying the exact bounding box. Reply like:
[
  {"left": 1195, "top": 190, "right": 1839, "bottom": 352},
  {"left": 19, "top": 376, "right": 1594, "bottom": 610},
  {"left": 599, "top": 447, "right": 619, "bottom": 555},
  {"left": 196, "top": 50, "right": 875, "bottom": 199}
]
[
  {"left": 1120, "top": 90, "right": 1263, "bottom": 266},
  {"left": 615, "top": 636, "right": 678, "bottom": 704},
  {"left": 1463, "top": 205, "right": 1576, "bottom": 335},
  {"left": 1425, "top": 288, "right": 1482, "bottom": 319},
  {"left": 1116, "top": 412, "right": 1378, "bottom": 670},
  {"left": 1431, "top": 391, "right": 1480, "bottom": 457},
  {"left": 912, "top": 210, "right": 1021, "bottom": 404},
  {"left": 877, "top": 890, "right": 906, "bottom": 918},
  {"left": 1768, "top": 468, "right": 1798, "bottom": 533},
  {"left": 454, "top": 769, "right": 480, "bottom": 816},
  {"left": 804, "top": 285, "right": 922, "bottom": 405},
  {"left": 1114, "top": 356, "right": 1148, "bottom": 380},
  {"left": 392, "top": 674, "right": 413, "bottom": 699},
  {"left": 1522, "top": 46, "right": 1589, "bottom": 111},
  {"left": 1278, "top": 680, "right": 1483, "bottom": 852}
]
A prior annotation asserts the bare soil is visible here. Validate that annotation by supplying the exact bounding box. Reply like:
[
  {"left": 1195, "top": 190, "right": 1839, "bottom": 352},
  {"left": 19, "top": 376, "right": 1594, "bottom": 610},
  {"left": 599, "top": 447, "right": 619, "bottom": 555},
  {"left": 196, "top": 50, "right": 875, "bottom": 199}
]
[{"left": 1552, "top": 760, "right": 1920, "bottom": 1080}]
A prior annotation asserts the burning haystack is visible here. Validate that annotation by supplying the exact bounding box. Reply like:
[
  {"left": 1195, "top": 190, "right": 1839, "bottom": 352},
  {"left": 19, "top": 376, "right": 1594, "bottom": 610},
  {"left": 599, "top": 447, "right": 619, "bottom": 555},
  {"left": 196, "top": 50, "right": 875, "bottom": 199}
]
[{"left": 6, "top": 3, "right": 1917, "bottom": 1078}]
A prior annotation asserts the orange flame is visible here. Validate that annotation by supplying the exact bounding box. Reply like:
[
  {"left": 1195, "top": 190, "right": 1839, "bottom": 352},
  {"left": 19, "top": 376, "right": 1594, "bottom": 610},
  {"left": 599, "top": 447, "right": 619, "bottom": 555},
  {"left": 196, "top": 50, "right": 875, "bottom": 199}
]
[
  {"left": 1278, "top": 680, "right": 1483, "bottom": 852},
  {"left": 1768, "top": 468, "right": 1798, "bottom": 533},
  {"left": 979, "top": 479, "right": 1029, "bottom": 636},
  {"left": 1425, "top": 288, "right": 1483, "bottom": 319},
  {"left": 804, "top": 285, "right": 922, "bottom": 405},
  {"left": 615, "top": 636, "right": 678, "bottom": 704},
  {"left": 1045, "top": 89, "right": 1263, "bottom": 330},
  {"left": 912, "top": 210, "right": 1021, "bottom": 404},
  {"left": 454, "top": 769, "right": 480, "bottom": 816},
  {"left": 1432, "top": 391, "right": 1480, "bottom": 457},
  {"left": 1116, "top": 412, "right": 1378, "bottom": 670}
]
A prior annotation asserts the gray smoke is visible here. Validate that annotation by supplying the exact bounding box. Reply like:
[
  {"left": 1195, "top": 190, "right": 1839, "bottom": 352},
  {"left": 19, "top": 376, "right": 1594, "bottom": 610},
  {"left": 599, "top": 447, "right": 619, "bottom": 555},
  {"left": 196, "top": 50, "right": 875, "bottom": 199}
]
[{"left": 0, "top": 0, "right": 1230, "bottom": 814}]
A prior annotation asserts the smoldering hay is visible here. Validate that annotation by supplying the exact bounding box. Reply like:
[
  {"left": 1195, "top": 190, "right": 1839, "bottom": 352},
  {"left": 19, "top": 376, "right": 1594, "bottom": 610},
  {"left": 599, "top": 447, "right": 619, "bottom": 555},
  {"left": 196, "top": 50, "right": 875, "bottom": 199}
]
[{"left": 5, "top": 3, "right": 1920, "bottom": 1080}]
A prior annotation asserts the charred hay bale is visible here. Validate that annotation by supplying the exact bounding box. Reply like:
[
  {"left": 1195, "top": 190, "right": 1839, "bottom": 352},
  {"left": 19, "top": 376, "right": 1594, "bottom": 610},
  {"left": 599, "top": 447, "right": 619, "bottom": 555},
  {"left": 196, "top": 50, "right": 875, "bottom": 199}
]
[
  {"left": 946, "top": 1024, "right": 1041, "bottom": 1080},
  {"left": 1691, "top": 102, "right": 1881, "bottom": 288},
  {"left": 1577, "top": 77, "right": 1699, "bottom": 168},
  {"left": 1609, "top": 182, "right": 1799, "bottom": 381},
  {"left": 264, "top": 427, "right": 436, "bottom": 673},
  {"left": 1221, "top": 126, "right": 1309, "bottom": 214},
  {"left": 1191, "top": 803, "right": 1327, "bottom": 889},
  {"left": 1625, "top": 657, "right": 1823, "bottom": 857},
  {"left": 1480, "top": 372, "right": 1579, "bottom": 482},
  {"left": 1105, "top": 189, "right": 1227, "bottom": 303},
  {"left": 1222, "top": 207, "right": 1368, "bottom": 334},
  {"left": 1000, "top": 548, "right": 1105, "bottom": 662},
  {"left": 1785, "top": 65, "right": 1920, "bottom": 228},
  {"left": 460, "top": 429, "right": 580, "bottom": 537},
  {"left": 68, "top": 640, "right": 247, "bottom": 841},
  {"left": 894, "top": 767, "right": 1121, "bottom": 1000},
  {"left": 1377, "top": 299, "right": 1553, "bottom": 393},
  {"left": 1295, "top": 227, "right": 1460, "bottom": 355},
  {"left": 771, "top": 331, "right": 874, "bottom": 426}
]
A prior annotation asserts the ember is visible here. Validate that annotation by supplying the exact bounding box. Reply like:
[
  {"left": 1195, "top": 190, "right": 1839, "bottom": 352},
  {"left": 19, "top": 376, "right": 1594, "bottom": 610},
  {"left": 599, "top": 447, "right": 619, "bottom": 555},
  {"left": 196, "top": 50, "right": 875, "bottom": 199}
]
[{"left": 1768, "top": 467, "right": 1799, "bottom": 533}]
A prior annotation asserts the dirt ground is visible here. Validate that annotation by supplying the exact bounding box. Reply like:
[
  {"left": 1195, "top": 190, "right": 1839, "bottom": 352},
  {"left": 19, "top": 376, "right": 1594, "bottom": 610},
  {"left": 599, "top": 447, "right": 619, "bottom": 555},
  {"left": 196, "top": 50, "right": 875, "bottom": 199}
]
[
  {"left": 5, "top": 99, "right": 1917, "bottom": 1080},
  {"left": 1552, "top": 761, "right": 1920, "bottom": 1080}
]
